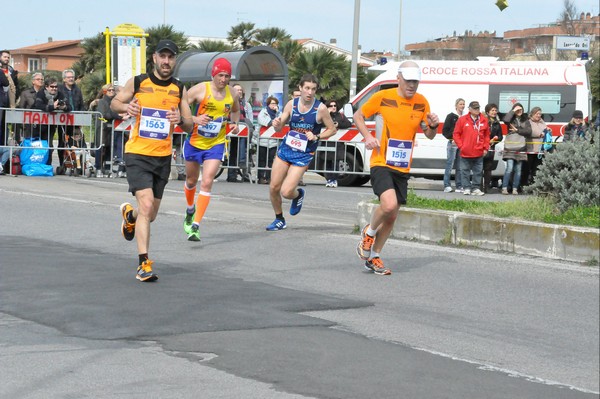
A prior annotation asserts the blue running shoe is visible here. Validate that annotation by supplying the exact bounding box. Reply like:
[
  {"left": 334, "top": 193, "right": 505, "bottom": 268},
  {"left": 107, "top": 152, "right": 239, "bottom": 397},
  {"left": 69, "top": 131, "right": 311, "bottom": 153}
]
[
  {"left": 289, "top": 188, "right": 305, "bottom": 216},
  {"left": 266, "top": 218, "right": 287, "bottom": 231}
]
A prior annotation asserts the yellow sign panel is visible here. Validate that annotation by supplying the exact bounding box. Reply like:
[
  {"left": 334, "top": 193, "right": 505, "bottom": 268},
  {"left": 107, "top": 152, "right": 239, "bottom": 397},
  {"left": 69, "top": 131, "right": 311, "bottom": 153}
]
[{"left": 104, "top": 23, "right": 148, "bottom": 85}]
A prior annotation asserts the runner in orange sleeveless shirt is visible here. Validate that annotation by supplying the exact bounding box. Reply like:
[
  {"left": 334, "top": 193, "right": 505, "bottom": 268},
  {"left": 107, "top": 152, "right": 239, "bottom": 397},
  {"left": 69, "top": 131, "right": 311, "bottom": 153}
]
[
  {"left": 354, "top": 60, "right": 440, "bottom": 276},
  {"left": 182, "top": 58, "right": 240, "bottom": 242},
  {"left": 111, "top": 39, "right": 193, "bottom": 282}
]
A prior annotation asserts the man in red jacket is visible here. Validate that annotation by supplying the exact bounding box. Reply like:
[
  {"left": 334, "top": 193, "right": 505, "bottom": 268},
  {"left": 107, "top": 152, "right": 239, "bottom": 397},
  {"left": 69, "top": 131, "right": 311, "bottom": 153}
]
[{"left": 453, "top": 101, "right": 490, "bottom": 196}]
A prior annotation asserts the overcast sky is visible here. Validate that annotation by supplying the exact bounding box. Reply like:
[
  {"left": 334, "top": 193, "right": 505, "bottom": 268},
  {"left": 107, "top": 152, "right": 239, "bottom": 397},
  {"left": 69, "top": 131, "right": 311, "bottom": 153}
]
[{"left": 4, "top": 0, "right": 599, "bottom": 54}]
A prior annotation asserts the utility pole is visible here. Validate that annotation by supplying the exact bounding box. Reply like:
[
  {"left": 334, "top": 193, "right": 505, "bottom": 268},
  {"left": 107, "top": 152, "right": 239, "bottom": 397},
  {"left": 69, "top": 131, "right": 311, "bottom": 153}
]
[
  {"left": 350, "top": 0, "right": 360, "bottom": 98},
  {"left": 397, "top": 0, "right": 403, "bottom": 60}
]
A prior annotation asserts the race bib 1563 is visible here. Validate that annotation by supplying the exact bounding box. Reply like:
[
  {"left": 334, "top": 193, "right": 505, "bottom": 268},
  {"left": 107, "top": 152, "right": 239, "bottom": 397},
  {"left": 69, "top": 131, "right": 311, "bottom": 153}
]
[{"left": 139, "top": 107, "right": 170, "bottom": 140}]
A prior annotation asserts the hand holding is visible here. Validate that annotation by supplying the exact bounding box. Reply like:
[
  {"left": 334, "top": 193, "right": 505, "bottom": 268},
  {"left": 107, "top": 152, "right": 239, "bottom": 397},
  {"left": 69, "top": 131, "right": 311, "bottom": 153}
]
[
  {"left": 127, "top": 98, "right": 140, "bottom": 117},
  {"left": 167, "top": 106, "right": 181, "bottom": 124},
  {"left": 272, "top": 117, "right": 282, "bottom": 130}
]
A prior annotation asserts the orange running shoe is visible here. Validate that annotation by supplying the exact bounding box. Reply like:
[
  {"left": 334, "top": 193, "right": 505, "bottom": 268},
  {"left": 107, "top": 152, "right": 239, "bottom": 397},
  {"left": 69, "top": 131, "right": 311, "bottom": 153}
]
[
  {"left": 136, "top": 259, "right": 158, "bottom": 282},
  {"left": 356, "top": 224, "right": 375, "bottom": 260},
  {"left": 364, "top": 257, "right": 391, "bottom": 276},
  {"left": 120, "top": 202, "right": 136, "bottom": 241}
]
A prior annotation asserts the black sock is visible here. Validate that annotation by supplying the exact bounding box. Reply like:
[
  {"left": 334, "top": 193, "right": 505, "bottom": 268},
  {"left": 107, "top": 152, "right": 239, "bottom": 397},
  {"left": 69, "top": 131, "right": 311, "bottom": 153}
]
[
  {"left": 276, "top": 213, "right": 285, "bottom": 221},
  {"left": 138, "top": 253, "right": 148, "bottom": 265}
]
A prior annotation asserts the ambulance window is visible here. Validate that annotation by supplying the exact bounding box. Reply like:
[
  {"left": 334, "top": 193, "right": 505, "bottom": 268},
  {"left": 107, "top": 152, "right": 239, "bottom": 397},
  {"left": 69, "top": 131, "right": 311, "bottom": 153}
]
[
  {"left": 490, "top": 84, "right": 576, "bottom": 123},
  {"left": 498, "top": 91, "right": 529, "bottom": 113},
  {"left": 530, "top": 92, "right": 561, "bottom": 114},
  {"left": 354, "top": 83, "right": 397, "bottom": 121}
]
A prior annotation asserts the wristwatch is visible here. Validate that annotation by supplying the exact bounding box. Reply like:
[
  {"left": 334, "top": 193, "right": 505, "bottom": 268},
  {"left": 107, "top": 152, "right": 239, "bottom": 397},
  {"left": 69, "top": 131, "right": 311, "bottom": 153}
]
[{"left": 315, "top": 134, "right": 321, "bottom": 141}]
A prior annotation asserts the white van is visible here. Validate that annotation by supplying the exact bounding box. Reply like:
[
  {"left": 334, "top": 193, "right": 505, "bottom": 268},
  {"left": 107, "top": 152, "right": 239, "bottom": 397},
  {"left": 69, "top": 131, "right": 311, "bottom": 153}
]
[{"left": 329, "top": 58, "right": 592, "bottom": 186}]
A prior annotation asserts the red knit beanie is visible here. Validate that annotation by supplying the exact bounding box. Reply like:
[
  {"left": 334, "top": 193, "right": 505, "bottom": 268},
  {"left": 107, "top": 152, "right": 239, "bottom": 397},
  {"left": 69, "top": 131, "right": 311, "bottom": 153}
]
[{"left": 211, "top": 58, "right": 232, "bottom": 77}]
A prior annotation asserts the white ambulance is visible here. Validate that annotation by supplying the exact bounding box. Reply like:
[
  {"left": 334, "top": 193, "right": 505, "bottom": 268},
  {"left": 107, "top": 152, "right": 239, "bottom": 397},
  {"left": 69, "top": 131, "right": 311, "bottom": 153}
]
[{"left": 331, "top": 58, "right": 592, "bottom": 186}]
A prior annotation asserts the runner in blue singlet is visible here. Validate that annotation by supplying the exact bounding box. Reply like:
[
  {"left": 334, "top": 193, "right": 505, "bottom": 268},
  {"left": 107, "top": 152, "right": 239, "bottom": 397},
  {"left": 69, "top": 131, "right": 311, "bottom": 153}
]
[{"left": 265, "top": 74, "right": 337, "bottom": 231}]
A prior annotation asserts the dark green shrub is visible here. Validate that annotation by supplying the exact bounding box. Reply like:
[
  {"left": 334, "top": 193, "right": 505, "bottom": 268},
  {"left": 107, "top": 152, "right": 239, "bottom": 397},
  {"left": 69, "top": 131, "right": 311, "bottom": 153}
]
[{"left": 526, "top": 130, "right": 599, "bottom": 212}]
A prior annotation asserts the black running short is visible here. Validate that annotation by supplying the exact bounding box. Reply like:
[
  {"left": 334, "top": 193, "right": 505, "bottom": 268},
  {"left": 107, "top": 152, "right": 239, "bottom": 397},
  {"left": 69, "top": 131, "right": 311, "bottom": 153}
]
[
  {"left": 124, "top": 153, "right": 171, "bottom": 199},
  {"left": 370, "top": 166, "right": 409, "bottom": 205}
]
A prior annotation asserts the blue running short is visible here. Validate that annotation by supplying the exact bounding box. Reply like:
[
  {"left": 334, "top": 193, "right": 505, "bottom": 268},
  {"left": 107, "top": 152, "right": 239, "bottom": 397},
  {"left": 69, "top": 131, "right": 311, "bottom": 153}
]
[
  {"left": 276, "top": 143, "right": 314, "bottom": 167},
  {"left": 183, "top": 141, "right": 225, "bottom": 164}
]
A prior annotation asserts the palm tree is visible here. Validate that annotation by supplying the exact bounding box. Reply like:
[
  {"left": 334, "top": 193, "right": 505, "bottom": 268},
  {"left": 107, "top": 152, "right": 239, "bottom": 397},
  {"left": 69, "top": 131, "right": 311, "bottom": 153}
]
[
  {"left": 276, "top": 39, "right": 305, "bottom": 65},
  {"left": 289, "top": 48, "right": 351, "bottom": 103},
  {"left": 72, "top": 32, "right": 105, "bottom": 77},
  {"left": 227, "top": 22, "right": 258, "bottom": 50},
  {"left": 255, "top": 27, "right": 291, "bottom": 47},
  {"left": 78, "top": 70, "right": 106, "bottom": 105},
  {"left": 191, "top": 39, "right": 233, "bottom": 52},
  {"left": 144, "top": 24, "right": 190, "bottom": 71}
]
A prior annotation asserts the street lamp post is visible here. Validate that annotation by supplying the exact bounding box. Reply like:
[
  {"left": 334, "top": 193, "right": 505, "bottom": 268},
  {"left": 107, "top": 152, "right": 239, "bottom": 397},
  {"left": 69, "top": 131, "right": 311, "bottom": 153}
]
[
  {"left": 397, "top": 0, "right": 403, "bottom": 60},
  {"left": 349, "top": 0, "right": 360, "bottom": 98}
]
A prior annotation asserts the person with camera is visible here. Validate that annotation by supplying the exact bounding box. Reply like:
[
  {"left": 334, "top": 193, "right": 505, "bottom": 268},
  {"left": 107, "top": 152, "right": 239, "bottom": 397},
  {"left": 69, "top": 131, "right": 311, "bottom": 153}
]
[{"left": 34, "top": 77, "right": 70, "bottom": 166}]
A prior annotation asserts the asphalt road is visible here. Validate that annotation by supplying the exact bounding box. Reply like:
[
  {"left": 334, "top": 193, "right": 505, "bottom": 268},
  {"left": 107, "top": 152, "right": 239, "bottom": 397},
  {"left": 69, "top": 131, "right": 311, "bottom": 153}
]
[{"left": 1, "top": 174, "right": 598, "bottom": 399}]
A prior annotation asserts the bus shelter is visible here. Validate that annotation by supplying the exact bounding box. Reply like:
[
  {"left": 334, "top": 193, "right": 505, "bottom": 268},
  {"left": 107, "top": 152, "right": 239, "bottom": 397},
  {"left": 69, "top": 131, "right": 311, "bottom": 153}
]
[{"left": 172, "top": 46, "right": 288, "bottom": 183}]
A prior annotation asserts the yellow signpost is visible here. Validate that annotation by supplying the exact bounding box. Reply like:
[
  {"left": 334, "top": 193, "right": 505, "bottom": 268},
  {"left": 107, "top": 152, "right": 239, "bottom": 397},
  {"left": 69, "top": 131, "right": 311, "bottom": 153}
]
[{"left": 103, "top": 24, "right": 148, "bottom": 86}]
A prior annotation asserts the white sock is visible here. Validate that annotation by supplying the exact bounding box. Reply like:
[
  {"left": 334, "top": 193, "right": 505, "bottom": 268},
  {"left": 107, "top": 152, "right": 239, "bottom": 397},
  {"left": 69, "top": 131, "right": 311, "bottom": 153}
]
[{"left": 366, "top": 226, "right": 377, "bottom": 237}]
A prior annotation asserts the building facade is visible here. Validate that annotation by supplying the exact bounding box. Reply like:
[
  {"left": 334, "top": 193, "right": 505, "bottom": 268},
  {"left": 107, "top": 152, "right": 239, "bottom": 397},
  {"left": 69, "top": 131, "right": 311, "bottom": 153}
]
[{"left": 10, "top": 39, "right": 83, "bottom": 73}]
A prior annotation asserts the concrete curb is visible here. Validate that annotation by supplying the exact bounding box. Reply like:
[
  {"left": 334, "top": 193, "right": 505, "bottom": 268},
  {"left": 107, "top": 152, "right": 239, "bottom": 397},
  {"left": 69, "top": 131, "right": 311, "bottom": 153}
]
[{"left": 357, "top": 202, "right": 600, "bottom": 263}]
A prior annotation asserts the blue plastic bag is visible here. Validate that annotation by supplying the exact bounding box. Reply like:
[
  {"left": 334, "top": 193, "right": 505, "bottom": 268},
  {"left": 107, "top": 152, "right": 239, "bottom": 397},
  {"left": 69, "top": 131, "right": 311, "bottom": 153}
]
[
  {"left": 20, "top": 138, "right": 50, "bottom": 165},
  {"left": 22, "top": 163, "right": 53, "bottom": 177}
]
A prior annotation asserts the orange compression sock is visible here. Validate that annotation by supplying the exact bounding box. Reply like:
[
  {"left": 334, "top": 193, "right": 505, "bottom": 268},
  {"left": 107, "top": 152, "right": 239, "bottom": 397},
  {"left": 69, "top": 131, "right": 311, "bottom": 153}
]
[
  {"left": 184, "top": 183, "right": 197, "bottom": 207},
  {"left": 193, "top": 191, "right": 211, "bottom": 224}
]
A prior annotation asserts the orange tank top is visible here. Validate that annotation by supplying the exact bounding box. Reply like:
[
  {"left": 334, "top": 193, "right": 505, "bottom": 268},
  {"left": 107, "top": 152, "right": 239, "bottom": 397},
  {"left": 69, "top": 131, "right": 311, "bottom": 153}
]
[{"left": 125, "top": 73, "right": 183, "bottom": 157}]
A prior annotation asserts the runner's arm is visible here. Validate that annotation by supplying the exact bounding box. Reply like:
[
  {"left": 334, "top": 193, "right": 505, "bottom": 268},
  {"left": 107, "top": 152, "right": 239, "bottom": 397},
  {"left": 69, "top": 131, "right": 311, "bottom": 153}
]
[
  {"left": 110, "top": 77, "right": 136, "bottom": 115},
  {"left": 353, "top": 108, "right": 379, "bottom": 150},
  {"left": 314, "top": 103, "right": 337, "bottom": 141},
  {"left": 177, "top": 87, "right": 193, "bottom": 133},
  {"left": 272, "top": 100, "right": 292, "bottom": 132}
]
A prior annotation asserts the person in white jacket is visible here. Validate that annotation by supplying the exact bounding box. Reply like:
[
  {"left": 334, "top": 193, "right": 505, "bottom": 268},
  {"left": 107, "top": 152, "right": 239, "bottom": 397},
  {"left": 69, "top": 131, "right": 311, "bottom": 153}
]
[{"left": 256, "top": 96, "right": 281, "bottom": 184}]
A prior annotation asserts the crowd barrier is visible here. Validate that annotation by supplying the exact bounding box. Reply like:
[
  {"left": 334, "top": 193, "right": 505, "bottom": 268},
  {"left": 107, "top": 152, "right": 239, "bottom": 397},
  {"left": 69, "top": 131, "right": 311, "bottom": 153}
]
[
  {"left": 3, "top": 106, "right": 581, "bottom": 182},
  {"left": 1, "top": 107, "right": 103, "bottom": 176}
]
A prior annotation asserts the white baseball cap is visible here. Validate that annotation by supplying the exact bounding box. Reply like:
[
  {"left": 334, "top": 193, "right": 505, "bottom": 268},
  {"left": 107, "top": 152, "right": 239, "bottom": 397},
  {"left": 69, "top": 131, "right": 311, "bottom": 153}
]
[{"left": 398, "top": 66, "right": 421, "bottom": 81}]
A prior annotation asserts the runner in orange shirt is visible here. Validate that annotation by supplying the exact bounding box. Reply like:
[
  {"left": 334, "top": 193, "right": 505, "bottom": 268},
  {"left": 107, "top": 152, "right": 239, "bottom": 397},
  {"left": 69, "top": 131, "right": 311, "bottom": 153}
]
[
  {"left": 354, "top": 60, "right": 440, "bottom": 275},
  {"left": 111, "top": 39, "right": 193, "bottom": 282}
]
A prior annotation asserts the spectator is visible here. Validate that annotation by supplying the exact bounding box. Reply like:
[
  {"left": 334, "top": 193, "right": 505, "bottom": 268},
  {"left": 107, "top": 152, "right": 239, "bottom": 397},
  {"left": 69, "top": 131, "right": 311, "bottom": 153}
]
[
  {"left": 34, "top": 77, "right": 70, "bottom": 166},
  {"left": 18, "top": 72, "right": 44, "bottom": 109},
  {"left": 256, "top": 95, "right": 280, "bottom": 184},
  {"left": 594, "top": 109, "right": 600, "bottom": 131},
  {"left": 96, "top": 83, "right": 126, "bottom": 177},
  {"left": 58, "top": 69, "right": 84, "bottom": 168},
  {"left": 59, "top": 69, "right": 84, "bottom": 112},
  {"left": 0, "top": 144, "right": 10, "bottom": 174},
  {"left": 323, "top": 99, "right": 351, "bottom": 188},
  {"left": 501, "top": 102, "right": 530, "bottom": 195},
  {"left": 524, "top": 106, "right": 547, "bottom": 186},
  {"left": 1, "top": 50, "right": 18, "bottom": 146},
  {"left": 481, "top": 103, "right": 503, "bottom": 193},
  {"left": 17, "top": 72, "right": 44, "bottom": 141},
  {"left": 442, "top": 98, "right": 465, "bottom": 193},
  {"left": 564, "top": 110, "right": 591, "bottom": 142},
  {"left": 453, "top": 100, "right": 490, "bottom": 196},
  {"left": 227, "top": 83, "right": 253, "bottom": 182}
]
